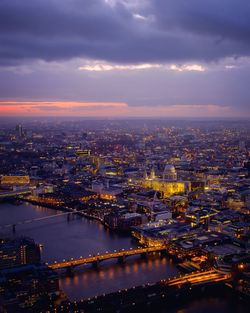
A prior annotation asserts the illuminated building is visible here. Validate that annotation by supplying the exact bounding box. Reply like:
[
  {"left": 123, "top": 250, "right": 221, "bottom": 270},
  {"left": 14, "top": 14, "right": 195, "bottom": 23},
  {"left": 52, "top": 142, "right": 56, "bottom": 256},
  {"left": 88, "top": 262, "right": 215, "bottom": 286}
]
[
  {"left": 0, "top": 237, "right": 41, "bottom": 270},
  {"left": 226, "top": 197, "right": 245, "bottom": 211},
  {"left": 99, "top": 186, "right": 122, "bottom": 200},
  {"left": 0, "top": 264, "right": 59, "bottom": 312},
  {"left": 0, "top": 175, "right": 30, "bottom": 185},
  {"left": 235, "top": 271, "right": 250, "bottom": 297},
  {"left": 91, "top": 155, "right": 102, "bottom": 170},
  {"left": 92, "top": 181, "right": 122, "bottom": 200},
  {"left": 99, "top": 164, "right": 119, "bottom": 176},
  {"left": 153, "top": 210, "right": 172, "bottom": 222},
  {"left": 36, "top": 194, "right": 64, "bottom": 206},
  {"left": 76, "top": 149, "right": 91, "bottom": 157},
  {"left": 185, "top": 207, "right": 218, "bottom": 226},
  {"left": 190, "top": 180, "right": 206, "bottom": 192},
  {"left": 104, "top": 212, "right": 142, "bottom": 230},
  {"left": 37, "top": 186, "right": 97, "bottom": 205},
  {"left": 163, "top": 165, "right": 177, "bottom": 181},
  {"left": 168, "top": 195, "right": 188, "bottom": 214},
  {"left": 141, "top": 165, "right": 186, "bottom": 198}
]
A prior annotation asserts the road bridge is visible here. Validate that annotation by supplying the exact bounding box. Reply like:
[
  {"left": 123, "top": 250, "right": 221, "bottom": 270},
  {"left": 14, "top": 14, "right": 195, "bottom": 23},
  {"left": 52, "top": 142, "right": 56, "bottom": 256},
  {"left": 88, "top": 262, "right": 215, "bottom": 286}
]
[{"left": 48, "top": 246, "right": 167, "bottom": 270}]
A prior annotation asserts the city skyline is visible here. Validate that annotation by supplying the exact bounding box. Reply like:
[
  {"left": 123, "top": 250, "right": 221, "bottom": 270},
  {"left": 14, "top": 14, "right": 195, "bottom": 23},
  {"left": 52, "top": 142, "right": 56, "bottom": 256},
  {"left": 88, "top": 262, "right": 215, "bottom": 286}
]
[
  {"left": 0, "top": 0, "right": 250, "bottom": 118},
  {"left": 0, "top": 119, "right": 250, "bottom": 312},
  {"left": 1, "top": 2, "right": 250, "bottom": 311}
]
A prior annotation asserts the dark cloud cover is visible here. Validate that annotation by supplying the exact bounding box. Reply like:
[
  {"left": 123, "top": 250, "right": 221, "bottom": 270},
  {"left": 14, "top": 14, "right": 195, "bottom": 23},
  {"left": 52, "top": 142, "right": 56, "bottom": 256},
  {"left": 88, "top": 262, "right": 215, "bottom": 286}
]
[{"left": 1, "top": 0, "right": 250, "bottom": 65}]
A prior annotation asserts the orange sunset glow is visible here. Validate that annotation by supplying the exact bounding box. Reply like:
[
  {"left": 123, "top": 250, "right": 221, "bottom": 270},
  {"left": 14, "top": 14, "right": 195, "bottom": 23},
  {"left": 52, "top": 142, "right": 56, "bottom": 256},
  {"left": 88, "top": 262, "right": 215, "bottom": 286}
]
[
  {"left": 0, "top": 101, "right": 241, "bottom": 118},
  {"left": 0, "top": 101, "right": 128, "bottom": 117}
]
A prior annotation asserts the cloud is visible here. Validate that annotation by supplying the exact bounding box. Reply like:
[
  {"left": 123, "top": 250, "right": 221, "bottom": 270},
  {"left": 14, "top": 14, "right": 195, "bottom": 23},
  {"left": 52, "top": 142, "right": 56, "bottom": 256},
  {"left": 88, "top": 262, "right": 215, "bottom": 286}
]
[
  {"left": 78, "top": 61, "right": 205, "bottom": 72},
  {"left": 126, "top": 103, "right": 244, "bottom": 118},
  {"left": 152, "top": 0, "right": 250, "bottom": 44},
  {"left": 0, "top": 0, "right": 250, "bottom": 66},
  {"left": 169, "top": 64, "right": 205, "bottom": 72},
  {"left": 78, "top": 62, "right": 162, "bottom": 72},
  {"left": 225, "top": 65, "right": 238, "bottom": 70},
  {"left": 133, "top": 14, "right": 147, "bottom": 21},
  {"left": 32, "top": 105, "right": 65, "bottom": 111}
]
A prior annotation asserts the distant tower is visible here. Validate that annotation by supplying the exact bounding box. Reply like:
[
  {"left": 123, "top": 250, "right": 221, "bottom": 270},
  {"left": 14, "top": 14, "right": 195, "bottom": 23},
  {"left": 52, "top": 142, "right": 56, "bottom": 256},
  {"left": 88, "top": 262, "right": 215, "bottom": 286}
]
[
  {"left": 143, "top": 170, "right": 148, "bottom": 180},
  {"left": 150, "top": 167, "right": 156, "bottom": 179},
  {"left": 15, "top": 124, "right": 24, "bottom": 138}
]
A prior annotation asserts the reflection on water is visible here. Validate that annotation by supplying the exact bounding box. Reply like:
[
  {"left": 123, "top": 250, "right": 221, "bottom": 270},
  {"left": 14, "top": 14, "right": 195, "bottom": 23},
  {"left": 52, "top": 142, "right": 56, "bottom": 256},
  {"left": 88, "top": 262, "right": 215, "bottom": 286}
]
[
  {"left": 0, "top": 202, "right": 178, "bottom": 300},
  {"left": 59, "top": 255, "right": 178, "bottom": 299},
  {"left": 0, "top": 202, "right": 136, "bottom": 262},
  {"left": 1, "top": 202, "right": 249, "bottom": 313}
]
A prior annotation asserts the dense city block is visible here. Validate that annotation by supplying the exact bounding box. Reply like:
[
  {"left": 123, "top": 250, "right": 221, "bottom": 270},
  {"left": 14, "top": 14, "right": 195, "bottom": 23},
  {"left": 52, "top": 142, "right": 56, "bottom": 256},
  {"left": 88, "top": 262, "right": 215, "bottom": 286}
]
[{"left": 0, "top": 119, "right": 250, "bottom": 312}]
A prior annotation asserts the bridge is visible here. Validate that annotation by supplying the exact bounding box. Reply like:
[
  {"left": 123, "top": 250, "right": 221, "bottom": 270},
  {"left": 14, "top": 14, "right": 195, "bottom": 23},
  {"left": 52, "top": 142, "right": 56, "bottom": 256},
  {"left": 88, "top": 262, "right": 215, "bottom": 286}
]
[
  {"left": 0, "top": 189, "right": 31, "bottom": 199},
  {"left": 58, "top": 269, "right": 231, "bottom": 312},
  {"left": 162, "top": 268, "right": 230, "bottom": 287},
  {"left": 0, "top": 210, "right": 77, "bottom": 232},
  {"left": 48, "top": 246, "right": 167, "bottom": 270}
]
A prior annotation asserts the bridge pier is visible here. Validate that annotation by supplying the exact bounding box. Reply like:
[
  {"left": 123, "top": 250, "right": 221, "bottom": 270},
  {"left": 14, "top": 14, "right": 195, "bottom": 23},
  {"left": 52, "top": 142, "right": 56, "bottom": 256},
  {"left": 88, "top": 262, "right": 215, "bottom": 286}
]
[
  {"left": 160, "top": 249, "right": 167, "bottom": 257},
  {"left": 92, "top": 260, "right": 100, "bottom": 269},
  {"left": 12, "top": 224, "right": 16, "bottom": 233},
  {"left": 66, "top": 266, "right": 74, "bottom": 276},
  {"left": 140, "top": 252, "right": 148, "bottom": 259},
  {"left": 117, "top": 255, "right": 125, "bottom": 264}
]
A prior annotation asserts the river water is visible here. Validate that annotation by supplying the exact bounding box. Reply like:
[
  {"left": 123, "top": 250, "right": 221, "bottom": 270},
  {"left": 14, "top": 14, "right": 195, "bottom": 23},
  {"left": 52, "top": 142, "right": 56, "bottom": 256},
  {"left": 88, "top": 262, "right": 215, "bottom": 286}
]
[
  {"left": 0, "top": 202, "right": 179, "bottom": 299},
  {"left": 0, "top": 202, "right": 249, "bottom": 312}
]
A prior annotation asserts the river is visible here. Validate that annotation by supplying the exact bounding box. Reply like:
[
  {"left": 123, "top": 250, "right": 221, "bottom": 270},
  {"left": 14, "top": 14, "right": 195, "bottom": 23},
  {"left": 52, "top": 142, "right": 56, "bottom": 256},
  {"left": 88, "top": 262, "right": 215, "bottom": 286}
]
[
  {"left": 0, "top": 202, "right": 179, "bottom": 299},
  {"left": 0, "top": 202, "right": 249, "bottom": 312}
]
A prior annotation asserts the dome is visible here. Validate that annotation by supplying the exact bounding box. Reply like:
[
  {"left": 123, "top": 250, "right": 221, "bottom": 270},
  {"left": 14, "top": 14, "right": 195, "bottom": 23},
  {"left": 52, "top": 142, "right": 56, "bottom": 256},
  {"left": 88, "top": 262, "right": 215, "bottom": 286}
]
[
  {"left": 163, "top": 164, "right": 177, "bottom": 181},
  {"left": 164, "top": 165, "right": 176, "bottom": 173}
]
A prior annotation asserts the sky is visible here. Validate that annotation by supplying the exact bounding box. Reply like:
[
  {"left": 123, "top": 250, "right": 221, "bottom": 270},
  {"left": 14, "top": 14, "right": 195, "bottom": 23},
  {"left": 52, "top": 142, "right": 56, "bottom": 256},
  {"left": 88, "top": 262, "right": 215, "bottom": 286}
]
[{"left": 0, "top": 0, "right": 250, "bottom": 118}]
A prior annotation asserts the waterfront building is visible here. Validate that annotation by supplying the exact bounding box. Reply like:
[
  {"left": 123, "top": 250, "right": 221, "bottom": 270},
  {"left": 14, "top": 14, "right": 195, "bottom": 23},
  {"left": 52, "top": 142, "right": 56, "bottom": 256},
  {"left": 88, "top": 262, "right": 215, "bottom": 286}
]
[
  {"left": 0, "top": 237, "right": 41, "bottom": 270},
  {"left": 0, "top": 175, "right": 30, "bottom": 186},
  {"left": 0, "top": 264, "right": 59, "bottom": 312},
  {"left": 104, "top": 212, "right": 142, "bottom": 230}
]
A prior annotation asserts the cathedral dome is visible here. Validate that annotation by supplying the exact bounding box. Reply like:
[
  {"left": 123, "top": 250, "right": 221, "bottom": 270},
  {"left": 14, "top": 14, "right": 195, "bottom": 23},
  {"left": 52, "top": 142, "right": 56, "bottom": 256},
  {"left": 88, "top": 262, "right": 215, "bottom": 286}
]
[
  {"left": 164, "top": 165, "right": 176, "bottom": 173},
  {"left": 163, "top": 164, "right": 177, "bottom": 181}
]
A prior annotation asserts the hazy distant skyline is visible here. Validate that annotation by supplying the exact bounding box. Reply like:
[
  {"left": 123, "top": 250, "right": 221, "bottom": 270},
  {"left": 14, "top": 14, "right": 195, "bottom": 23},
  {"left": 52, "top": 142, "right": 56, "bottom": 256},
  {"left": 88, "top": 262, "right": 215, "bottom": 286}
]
[{"left": 0, "top": 0, "right": 250, "bottom": 118}]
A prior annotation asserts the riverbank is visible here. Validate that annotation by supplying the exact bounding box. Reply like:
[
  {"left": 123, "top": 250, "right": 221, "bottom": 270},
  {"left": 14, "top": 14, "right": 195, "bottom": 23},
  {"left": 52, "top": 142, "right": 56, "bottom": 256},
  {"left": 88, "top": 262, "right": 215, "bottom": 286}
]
[
  {"left": 20, "top": 197, "right": 133, "bottom": 235},
  {"left": 59, "top": 282, "right": 249, "bottom": 313},
  {"left": 0, "top": 201, "right": 181, "bottom": 299},
  {"left": 1, "top": 201, "right": 249, "bottom": 313}
]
